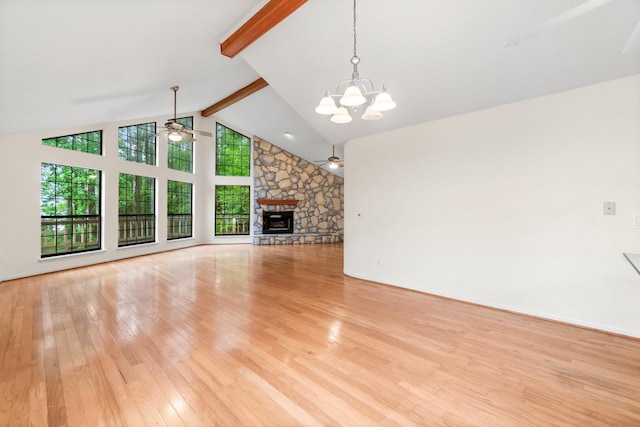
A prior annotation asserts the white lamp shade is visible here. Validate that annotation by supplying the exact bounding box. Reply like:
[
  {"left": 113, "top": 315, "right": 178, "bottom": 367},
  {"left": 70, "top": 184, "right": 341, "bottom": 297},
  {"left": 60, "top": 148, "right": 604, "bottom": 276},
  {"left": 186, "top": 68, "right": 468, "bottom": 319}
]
[
  {"left": 315, "top": 95, "right": 337, "bottom": 115},
  {"left": 372, "top": 89, "right": 396, "bottom": 111},
  {"left": 361, "top": 106, "right": 383, "bottom": 120},
  {"left": 330, "top": 106, "right": 352, "bottom": 123},
  {"left": 329, "top": 161, "right": 339, "bottom": 169},
  {"left": 168, "top": 131, "right": 183, "bottom": 141},
  {"left": 340, "top": 85, "right": 366, "bottom": 106}
]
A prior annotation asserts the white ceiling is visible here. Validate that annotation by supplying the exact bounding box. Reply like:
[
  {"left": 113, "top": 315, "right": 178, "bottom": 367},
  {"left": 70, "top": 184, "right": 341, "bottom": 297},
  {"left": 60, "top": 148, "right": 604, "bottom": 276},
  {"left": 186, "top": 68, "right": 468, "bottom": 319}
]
[{"left": 1, "top": 0, "right": 639, "bottom": 175}]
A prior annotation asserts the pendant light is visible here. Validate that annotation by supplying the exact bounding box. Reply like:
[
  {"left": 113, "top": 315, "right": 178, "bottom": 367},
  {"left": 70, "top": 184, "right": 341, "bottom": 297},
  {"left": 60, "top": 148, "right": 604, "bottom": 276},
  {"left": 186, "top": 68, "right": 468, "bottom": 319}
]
[{"left": 315, "top": 0, "right": 396, "bottom": 123}]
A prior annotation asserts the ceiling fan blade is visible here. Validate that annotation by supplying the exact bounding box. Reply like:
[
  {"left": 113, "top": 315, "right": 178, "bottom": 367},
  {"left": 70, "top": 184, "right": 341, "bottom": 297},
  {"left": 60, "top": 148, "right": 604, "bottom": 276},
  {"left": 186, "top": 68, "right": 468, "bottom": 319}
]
[
  {"left": 183, "top": 129, "right": 213, "bottom": 137},
  {"left": 504, "top": 0, "right": 613, "bottom": 47},
  {"left": 623, "top": 20, "right": 640, "bottom": 53},
  {"left": 180, "top": 132, "right": 194, "bottom": 142}
]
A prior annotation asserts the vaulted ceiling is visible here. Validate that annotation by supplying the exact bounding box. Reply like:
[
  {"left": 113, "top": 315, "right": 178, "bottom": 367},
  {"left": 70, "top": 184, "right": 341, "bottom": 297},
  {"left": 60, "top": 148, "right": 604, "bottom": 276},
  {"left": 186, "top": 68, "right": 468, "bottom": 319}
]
[{"left": 1, "top": 0, "right": 639, "bottom": 174}]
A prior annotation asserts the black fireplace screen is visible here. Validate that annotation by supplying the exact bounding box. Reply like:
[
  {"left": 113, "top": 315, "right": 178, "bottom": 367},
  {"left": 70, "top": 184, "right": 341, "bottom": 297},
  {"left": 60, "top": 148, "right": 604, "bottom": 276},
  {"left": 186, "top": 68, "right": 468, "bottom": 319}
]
[{"left": 263, "top": 211, "right": 294, "bottom": 234}]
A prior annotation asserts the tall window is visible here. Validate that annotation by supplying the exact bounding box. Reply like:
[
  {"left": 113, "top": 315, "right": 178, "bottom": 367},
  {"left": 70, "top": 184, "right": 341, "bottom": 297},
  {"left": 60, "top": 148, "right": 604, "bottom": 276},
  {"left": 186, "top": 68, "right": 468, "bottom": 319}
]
[
  {"left": 216, "top": 123, "right": 251, "bottom": 176},
  {"left": 41, "top": 163, "right": 101, "bottom": 257},
  {"left": 215, "top": 185, "right": 250, "bottom": 235},
  {"left": 168, "top": 116, "right": 194, "bottom": 172},
  {"left": 167, "top": 180, "right": 193, "bottom": 240},
  {"left": 118, "top": 122, "right": 156, "bottom": 165},
  {"left": 118, "top": 173, "right": 155, "bottom": 246},
  {"left": 42, "top": 130, "right": 102, "bottom": 155}
]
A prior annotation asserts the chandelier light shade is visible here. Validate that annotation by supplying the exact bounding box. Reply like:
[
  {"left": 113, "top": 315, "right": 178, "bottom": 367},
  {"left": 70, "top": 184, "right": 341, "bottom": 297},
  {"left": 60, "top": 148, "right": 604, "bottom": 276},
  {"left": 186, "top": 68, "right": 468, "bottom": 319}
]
[
  {"left": 330, "top": 106, "right": 353, "bottom": 124},
  {"left": 340, "top": 85, "right": 367, "bottom": 107},
  {"left": 361, "top": 105, "right": 383, "bottom": 121},
  {"left": 315, "top": 0, "right": 396, "bottom": 124},
  {"left": 315, "top": 92, "right": 338, "bottom": 115},
  {"left": 372, "top": 86, "right": 397, "bottom": 111}
]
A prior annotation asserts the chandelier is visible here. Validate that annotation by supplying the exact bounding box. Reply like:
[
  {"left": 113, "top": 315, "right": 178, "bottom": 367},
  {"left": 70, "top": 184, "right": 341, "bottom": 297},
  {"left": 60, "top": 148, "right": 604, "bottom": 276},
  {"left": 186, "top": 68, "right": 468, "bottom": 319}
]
[{"left": 315, "top": 0, "right": 396, "bottom": 123}]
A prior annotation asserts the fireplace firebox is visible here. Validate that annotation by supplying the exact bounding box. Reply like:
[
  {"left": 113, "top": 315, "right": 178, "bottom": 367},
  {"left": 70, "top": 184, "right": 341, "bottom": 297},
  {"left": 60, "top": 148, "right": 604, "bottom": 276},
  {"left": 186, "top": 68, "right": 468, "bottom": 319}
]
[{"left": 262, "top": 211, "right": 294, "bottom": 234}]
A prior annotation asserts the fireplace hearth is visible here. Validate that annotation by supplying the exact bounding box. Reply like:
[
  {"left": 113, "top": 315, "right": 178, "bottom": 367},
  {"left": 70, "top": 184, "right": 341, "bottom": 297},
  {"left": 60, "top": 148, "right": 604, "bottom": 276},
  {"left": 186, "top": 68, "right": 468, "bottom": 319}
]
[{"left": 262, "top": 211, "right": 294, "bottom": 234}]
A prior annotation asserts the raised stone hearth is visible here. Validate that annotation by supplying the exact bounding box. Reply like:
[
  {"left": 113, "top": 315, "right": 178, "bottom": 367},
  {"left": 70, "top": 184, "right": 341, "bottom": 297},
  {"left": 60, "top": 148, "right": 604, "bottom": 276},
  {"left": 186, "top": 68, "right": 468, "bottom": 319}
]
[
  {"left": 253, "top": 137, "right": 344, "bottom": 245},
  {"left": 253, "top": 233, "right": 342, "bottom": 245}
]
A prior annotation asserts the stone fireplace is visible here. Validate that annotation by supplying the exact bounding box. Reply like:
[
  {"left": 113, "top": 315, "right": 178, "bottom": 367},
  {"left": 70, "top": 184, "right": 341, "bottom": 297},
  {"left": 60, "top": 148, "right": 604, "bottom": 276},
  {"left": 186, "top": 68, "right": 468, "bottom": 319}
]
[
  {"left": 253, "top": 137, "right": 344, "bottom": 245},
  {"left": 262, "top": 211, "right": 294, "bottom": 234}
]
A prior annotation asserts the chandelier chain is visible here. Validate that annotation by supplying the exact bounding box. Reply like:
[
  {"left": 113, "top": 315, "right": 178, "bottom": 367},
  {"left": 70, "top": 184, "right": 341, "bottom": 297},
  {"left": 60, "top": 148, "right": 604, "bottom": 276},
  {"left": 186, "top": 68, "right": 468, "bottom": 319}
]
[{"left": 352, "top": 0, "right": 357, "bottom": 58}]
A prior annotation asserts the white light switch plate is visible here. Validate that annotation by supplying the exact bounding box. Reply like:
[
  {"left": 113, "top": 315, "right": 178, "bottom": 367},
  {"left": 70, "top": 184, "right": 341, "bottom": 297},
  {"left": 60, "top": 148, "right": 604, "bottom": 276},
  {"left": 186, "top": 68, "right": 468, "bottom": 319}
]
[{"left": 603, "top": 202, "right": 616, "bottom": 215}]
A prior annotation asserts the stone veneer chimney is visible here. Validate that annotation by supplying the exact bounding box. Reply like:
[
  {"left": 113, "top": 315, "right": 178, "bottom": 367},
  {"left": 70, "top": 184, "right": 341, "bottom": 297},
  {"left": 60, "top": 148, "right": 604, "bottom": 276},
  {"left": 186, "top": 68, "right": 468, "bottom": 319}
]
[{"left": 253, "top": 137, "right": 344, "bottom": 245}]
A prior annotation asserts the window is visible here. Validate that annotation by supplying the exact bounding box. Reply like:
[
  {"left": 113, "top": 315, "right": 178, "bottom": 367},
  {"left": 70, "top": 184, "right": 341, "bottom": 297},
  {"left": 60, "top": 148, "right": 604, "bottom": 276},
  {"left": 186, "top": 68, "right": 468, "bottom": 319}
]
[
  {"left": 42, "top": 130, "right": 102, "bottom": 155},
  {"left": 118, "top": 122, "right": 156, "bottom": 165},
  {"left": 215, "top": 185, "right": 250, "bottom": 235},
  {"left": 216, "top": 123, "right": 251, "bottom": 176},
  {"left": 41, "top": 163, "right": 101, "bottom": 257},
  {"left": 168, "top": 116, "right": 194, "bottom": 172},
  {"left": 167, "top": 180, "right": 193, "bottom": 240},
  {"left": 118, "top": 173, "right": 155, "bottom": 246}
]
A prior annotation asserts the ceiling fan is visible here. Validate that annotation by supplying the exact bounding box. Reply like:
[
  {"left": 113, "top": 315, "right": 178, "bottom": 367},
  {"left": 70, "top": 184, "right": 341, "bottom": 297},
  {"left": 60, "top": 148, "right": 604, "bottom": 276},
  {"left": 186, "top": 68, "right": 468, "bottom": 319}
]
[
  {"left": 504, "top": 0, "right": 640, "bottom": 53},
  {"left": 314, "top": 146, "right": 344, "bottom": 169},
  {"left": 155, "top": 86, "right": 212, "bottom": 142}
]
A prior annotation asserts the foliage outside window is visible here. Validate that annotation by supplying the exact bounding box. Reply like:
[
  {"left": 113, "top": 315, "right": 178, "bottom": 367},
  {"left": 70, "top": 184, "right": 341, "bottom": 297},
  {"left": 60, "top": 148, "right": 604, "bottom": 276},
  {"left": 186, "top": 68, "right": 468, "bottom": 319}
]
[
  {"left": 118, "top": 173, "right": 155, "bottom": 246},
  {"left": 118, "top": 122, "right": 156, "bottom": 165},
  {"left": 168, "top": 180, "right": 193, "bottom": 240},
  {"left": 42, "top": 130, "right": 102, "bottom": 155},
  {"left": 216, "top": 123, "right": 251, "bottom": 176},
  {"left": 41, "top": 163, "right": 101, "bottom": 257},
  {"left": 168, "top": 117, "right": 194, "bottom": 173},
  {"left": 215, "top": 185, "right": 250, "bottom": 235}
]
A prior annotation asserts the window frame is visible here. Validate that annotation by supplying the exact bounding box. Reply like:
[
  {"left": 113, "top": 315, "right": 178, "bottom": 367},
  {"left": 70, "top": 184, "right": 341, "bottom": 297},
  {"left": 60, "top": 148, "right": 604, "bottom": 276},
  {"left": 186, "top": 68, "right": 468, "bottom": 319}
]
[
  {"left": 118, "top": 121, "right": 157, "bottom": 165},
  {"left": 167, "top": 180, "right": 193, "bottom": 240},
  {"left": 168, "top": 116, "right": 194, "bottom": 173},
  {"left": 215, "top": 185, "right": 251, "bottom": 236},
  {"left": 40, "top": 163, "right": 102, "bottom": 257},
  {"left": 42, "top": 130, "right": 102, "bottom": 155},
  {"left": 215, "top": 123, "right": 251, "bottom": 177},
  {"left": 118, "top": 173, "right": 156, "bottom": 247}
]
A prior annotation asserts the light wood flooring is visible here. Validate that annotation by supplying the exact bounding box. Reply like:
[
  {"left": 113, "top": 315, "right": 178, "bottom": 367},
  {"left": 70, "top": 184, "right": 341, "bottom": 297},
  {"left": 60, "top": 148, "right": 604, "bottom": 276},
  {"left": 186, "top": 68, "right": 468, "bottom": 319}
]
[{"left": 1, "top": 243, "right": 640, "bottom": 426}]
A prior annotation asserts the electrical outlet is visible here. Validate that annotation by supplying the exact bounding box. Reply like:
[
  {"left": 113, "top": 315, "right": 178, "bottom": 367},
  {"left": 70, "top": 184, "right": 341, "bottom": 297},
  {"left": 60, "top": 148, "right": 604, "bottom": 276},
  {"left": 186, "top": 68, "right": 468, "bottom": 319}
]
[{"left": 603, "top": 202, "right": 616, "bottom": 215}]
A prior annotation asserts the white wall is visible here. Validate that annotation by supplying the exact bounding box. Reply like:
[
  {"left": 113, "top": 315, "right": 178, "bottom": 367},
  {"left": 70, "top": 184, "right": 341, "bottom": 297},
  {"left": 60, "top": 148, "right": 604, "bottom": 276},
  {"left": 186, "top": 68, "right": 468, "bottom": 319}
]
[
  {"left": 344, "top": 74, "right": 640, "bottom": 338},
  {"left": 0, "top": 113, "right": 252, "bottom": 281}
]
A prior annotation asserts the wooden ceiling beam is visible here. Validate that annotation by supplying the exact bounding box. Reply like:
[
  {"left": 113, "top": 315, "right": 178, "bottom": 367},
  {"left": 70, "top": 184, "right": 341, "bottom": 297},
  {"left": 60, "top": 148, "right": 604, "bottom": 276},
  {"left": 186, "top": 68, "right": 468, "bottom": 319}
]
[
  {"left": 220, "top": 0, "right": 308, "bottom": 58},
  {"left": 201, "top": 77, "right": 269, "bottom": 117}
]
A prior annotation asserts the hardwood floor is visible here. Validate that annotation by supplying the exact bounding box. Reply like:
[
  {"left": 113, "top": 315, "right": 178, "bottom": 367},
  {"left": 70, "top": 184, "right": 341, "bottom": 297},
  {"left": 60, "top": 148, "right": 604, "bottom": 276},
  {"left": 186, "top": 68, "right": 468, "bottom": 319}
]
[{"left": 1, "top": 243, "right": 639, "bottom": 426}]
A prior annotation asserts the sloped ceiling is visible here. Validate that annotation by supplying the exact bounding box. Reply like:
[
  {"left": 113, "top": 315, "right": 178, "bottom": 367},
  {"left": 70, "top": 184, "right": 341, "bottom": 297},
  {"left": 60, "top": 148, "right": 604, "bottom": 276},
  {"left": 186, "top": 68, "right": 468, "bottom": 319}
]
[{"left": 1, "top": 0, "right": 639, "bottom": 174}]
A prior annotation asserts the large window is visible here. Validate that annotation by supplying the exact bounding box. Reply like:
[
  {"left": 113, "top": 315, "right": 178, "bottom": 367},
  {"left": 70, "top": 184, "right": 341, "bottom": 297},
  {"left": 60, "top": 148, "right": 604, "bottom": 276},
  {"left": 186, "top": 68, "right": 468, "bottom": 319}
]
[
  {"left": 216, "top": 123, "right": 251, "bottom": 176},
  {"left": 41, "top": 163, "right": 101, "bottom": 257},
  {"left": 167, "top": 180, "right": 193, "bottom": 240},
  {"left": 42, "top": 130, "right": 102, "bottom": 155},
  {"left": 168, "top": 116, "right": 194, "bottom": 172},
  {"left": 118, "top": 173, "right": 155, "bottom": 246},
  {"left": 118, "top": 122, "right": 156, "bottom": 165},
  {"left": 215, "top": 185, "right": 250, "bottom": 235}
]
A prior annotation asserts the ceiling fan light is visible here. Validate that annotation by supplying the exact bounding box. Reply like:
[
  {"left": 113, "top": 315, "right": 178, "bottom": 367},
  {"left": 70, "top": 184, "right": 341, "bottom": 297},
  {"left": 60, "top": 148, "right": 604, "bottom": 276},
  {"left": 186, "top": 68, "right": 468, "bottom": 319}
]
[
  {"left": 340, "top": 85, "right": 366, "bottom": 106},
  {"left": 168, "top": 131, "right": 183, "bottom": 142},
  {"left": 372, "top": 86, "right": 396, "bottom": 111},
  {"left": 329, "top": 161, "right": 339, "bottom": 169},
  {"left": 330, "top": 106, "right": 352, "bottom": 124},
  {"left": 315, "top": 94, "right": 337, "bottom": 115},
  {"left": 361, "top": 105, "right": 383, "bottom": 120}
]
